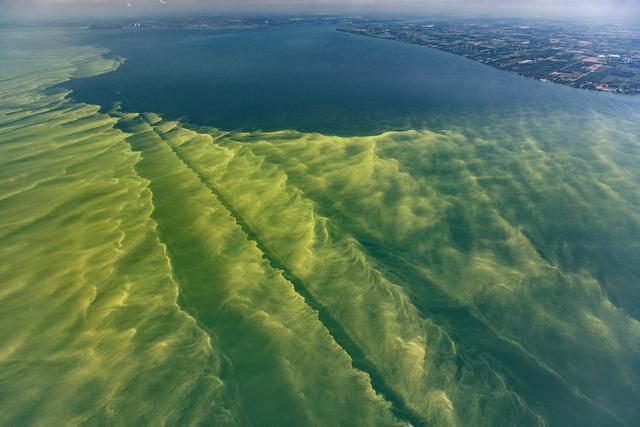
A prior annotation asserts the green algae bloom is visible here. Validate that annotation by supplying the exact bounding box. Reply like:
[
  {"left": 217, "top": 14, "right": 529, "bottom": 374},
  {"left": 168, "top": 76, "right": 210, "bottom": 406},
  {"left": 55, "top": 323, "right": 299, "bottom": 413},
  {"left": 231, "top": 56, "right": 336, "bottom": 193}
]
[{"left": 1, "top": 27, "right": 639, "bottom": 426}]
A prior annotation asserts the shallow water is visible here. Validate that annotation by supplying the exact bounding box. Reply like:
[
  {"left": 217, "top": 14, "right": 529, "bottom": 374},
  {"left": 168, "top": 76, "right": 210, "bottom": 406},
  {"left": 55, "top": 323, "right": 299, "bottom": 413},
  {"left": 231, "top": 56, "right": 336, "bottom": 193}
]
[{"left": 1, "top": 25, "right": 640, "bottom": 426}]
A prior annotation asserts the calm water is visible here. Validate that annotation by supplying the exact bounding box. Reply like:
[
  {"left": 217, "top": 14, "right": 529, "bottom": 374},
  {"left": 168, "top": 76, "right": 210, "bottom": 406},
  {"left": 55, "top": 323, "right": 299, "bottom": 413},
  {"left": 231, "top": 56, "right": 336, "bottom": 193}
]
[{"left": 64, "top": 24, "right": 640, "bottom": 135}]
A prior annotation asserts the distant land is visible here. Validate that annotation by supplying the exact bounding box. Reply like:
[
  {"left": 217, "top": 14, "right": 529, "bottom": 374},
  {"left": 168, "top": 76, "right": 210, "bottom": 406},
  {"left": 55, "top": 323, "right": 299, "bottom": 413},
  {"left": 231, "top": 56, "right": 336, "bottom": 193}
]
[
  {"left": 88, "top": 15, "right": 349, "bottom": 30},
  {"left": 338, "top": 19, "right": 640, "bottom": 94},
  {"left": 87, "top": 15, "right": 640, "bottom": 94}
]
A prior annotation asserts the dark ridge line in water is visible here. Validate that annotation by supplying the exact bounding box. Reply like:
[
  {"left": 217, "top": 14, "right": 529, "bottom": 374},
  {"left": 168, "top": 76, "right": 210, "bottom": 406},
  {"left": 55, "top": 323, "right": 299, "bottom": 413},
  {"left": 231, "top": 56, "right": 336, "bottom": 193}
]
[
  {"left": 181, "top": 120, "right": 621, "bottom": 425},
  {"left": 314, "top": 209, "right": 603, "bottom": 424},
  {"left": 356, "top": 239, "right": 625, "bottom": 426},
  {"left": 215, "top": 140, "right": 623, "bottom": 426},
  {"left": 336, "top": 216, "right": 622, "bottom": 425},
  {"left": 138, "top": 114, "right": 430, "bottom": 427},
  {"left": 116, "top": 115, "right": 261, "bottom": 426}
]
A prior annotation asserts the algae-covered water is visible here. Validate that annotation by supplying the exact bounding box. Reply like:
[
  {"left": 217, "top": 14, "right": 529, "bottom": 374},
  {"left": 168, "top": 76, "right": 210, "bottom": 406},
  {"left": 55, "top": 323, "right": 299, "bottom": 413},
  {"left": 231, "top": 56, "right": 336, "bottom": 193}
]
[{"left": 1, "top": 25, "right": 640, "bottom": 426}]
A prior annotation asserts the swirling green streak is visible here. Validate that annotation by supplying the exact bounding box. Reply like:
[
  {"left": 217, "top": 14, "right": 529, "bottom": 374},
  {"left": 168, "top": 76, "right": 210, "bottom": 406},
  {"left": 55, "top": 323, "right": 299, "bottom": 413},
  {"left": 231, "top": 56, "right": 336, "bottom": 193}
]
[
  {"left": 115, "top": 112, "right": 398, "bottom": 426},
  {"left": 149, "top": 119, "right": 634, "bottom": 424},
  {"left": 0, "top": 31, "right": 237, "bottom": 425},
  {"left": 236, "top": 132, "right": 611, "bottom": 422},
  {"left": 178, "top": 125, "right": 595, "bottom": 424},
  {"left": 460, "top": 116, "right": 640, "bottom": 319},
  {"left": 221, "top": 125, "right": 640, "bottom": 424},
  {"left": 133, "top": 114, "right": 428, "bottom": 426},
  {"left": 370, "top": 123, "right": 640, "bottom": 421},
  {"left": 149, "top": 119, "right": 547, "bottom": 426}
]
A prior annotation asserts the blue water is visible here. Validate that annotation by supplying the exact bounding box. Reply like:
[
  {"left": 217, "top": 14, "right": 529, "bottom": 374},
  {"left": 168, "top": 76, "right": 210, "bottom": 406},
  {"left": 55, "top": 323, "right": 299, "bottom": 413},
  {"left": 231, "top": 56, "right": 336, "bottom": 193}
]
[{"left": 64, "top": 24, "right": 640, "bottom": 135}]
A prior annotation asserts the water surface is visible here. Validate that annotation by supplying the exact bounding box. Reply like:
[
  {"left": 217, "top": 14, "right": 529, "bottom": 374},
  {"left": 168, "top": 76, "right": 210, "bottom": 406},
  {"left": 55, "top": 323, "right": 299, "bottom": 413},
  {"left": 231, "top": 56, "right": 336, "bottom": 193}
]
[
  {"left": 1, "top": 25, "right": 639, "bottom": 426},
  {"left": 65, "top": 24, "right": 640, "bottom": 135}
]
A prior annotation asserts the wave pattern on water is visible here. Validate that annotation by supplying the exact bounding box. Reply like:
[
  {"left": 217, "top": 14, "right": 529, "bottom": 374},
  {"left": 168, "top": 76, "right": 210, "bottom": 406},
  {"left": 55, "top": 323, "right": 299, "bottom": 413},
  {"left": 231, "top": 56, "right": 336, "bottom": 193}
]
[{"left": 1, "top": 27, "right": 640, "bottom": 427}]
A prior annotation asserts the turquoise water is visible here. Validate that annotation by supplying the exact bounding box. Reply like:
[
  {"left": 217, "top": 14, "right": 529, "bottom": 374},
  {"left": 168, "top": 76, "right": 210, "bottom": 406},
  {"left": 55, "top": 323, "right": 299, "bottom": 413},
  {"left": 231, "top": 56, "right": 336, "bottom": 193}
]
[{"left": 1, "top": 24, "right": 639, "bottom": 426}]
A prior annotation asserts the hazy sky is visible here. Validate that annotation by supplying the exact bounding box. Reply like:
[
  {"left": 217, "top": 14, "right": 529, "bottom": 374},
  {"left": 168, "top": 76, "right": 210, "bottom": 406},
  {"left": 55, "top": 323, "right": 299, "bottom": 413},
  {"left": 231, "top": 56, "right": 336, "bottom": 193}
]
[{"left": 3, "top": 0, "right": 639, "bottom": 20}]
